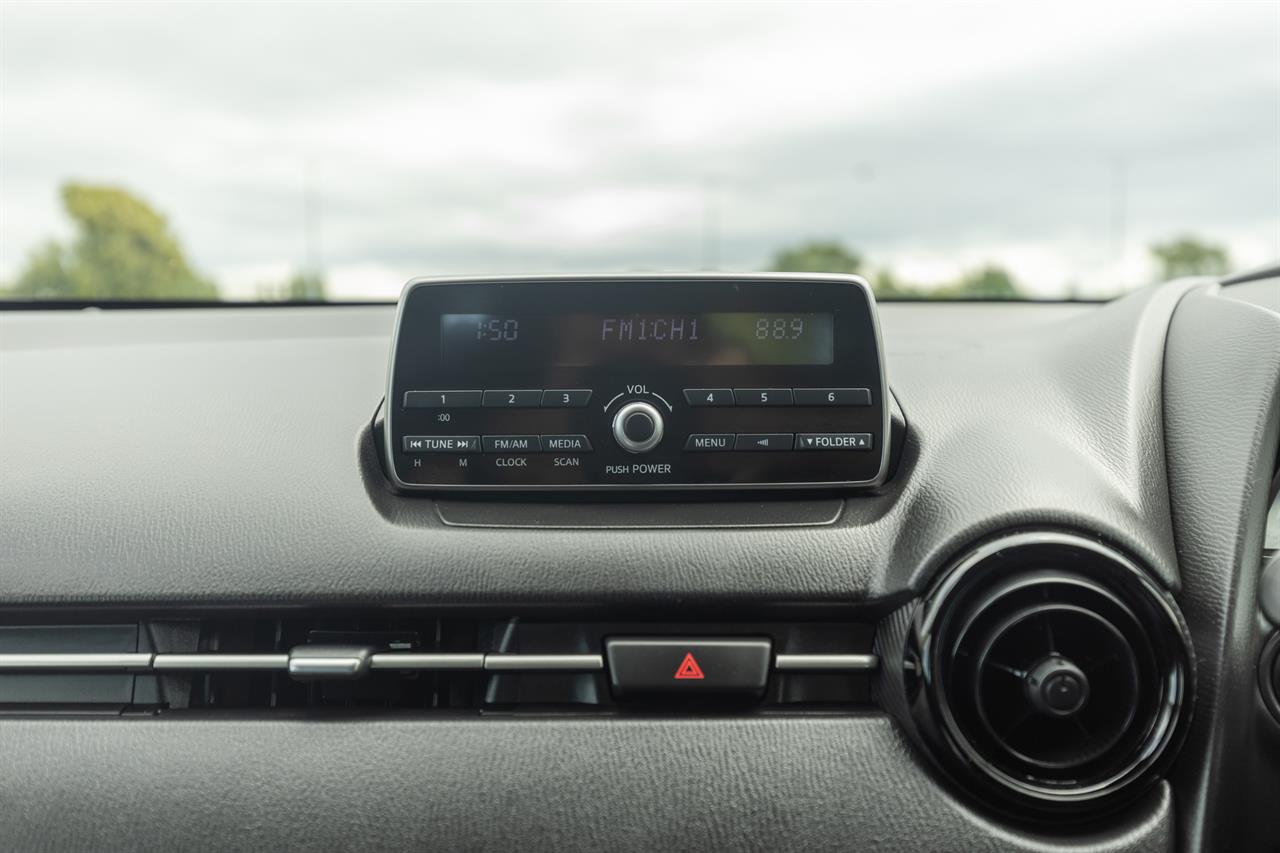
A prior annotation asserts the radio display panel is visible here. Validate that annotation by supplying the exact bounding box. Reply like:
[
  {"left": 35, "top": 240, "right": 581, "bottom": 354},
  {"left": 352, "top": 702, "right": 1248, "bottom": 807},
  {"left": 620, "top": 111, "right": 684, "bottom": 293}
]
[{"left": 384, "top": 274, "right": 888, "bottom": 492}]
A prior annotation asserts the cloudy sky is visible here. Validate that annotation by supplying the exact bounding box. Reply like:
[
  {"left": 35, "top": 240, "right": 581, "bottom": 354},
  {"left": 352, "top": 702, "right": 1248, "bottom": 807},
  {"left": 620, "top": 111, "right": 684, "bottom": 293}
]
[{"left": 1, "top": 1, "right": 1277, "bottom": 300}]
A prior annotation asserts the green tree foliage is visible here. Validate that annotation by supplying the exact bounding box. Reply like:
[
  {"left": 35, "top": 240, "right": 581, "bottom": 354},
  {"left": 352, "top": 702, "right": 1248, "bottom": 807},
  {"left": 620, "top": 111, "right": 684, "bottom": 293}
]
[
  {"left": 1149, "top": 236, "right": 1230, "bottom": 280},
  {"left": 931, "top": 264, "right": 1021, "bottom": 300},
  {"left": 255, "top": 272, "right": 328, "bottom": 302},
  {"left": 770, "top": 240, "right": 863, "bottom": 275},
  {"left": 6, "top": 183, "right": 217, "bottom": 300},
  {"left": 769, "top": 239, "right": 1024, "bottom": 300}
]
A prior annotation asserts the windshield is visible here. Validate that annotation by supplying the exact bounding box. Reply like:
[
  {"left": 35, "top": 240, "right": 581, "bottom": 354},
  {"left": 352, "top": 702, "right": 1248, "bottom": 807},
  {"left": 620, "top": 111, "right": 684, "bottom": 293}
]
[{"left": 1, "top": 2, "right": 1277, "bottom": 304}]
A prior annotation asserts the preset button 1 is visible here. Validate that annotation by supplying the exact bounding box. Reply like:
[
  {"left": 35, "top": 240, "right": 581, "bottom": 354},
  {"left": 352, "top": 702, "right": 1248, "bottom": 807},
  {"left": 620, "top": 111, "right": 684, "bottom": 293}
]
[{"left": 403, "top": 390, "right": 483, "bottom": 408}]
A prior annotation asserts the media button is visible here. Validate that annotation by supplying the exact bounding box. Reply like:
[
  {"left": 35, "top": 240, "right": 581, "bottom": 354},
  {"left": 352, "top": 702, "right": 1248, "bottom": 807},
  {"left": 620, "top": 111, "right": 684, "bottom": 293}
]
[
  {"left": 482, "top": 435, "right": 541, "bottom": 453},
  {"left": 482, "top": 390, "right": 543, "bottom": 408},
  {"left": 683, "top": 388, "right": 734, "bottom": 407},
  {"left": 734, "top": 433, "right": 794, "bottom": 451},
  {"left": 733, "top": 388, "right": 793, "bottom": 406},
  {"left": 403, "top": 390, "right": 483, "bottom": 408},
  {"left": 683, "top": 433, "right": 735, "bottom": 452},
  {"left": 403, "top": 435, "right": 480, "bottom": 453},
  {"left": 796, "top": 433, "right": 874, "bottom": 450},
  {"left": 542, "top": 389, "right": 592, "bottom": 407},
  {"left": 541, "top": 434, "right": 593, "bottom": 452},
  {"left": 793, "top": 387, "right": 871, "bottom": 406}
]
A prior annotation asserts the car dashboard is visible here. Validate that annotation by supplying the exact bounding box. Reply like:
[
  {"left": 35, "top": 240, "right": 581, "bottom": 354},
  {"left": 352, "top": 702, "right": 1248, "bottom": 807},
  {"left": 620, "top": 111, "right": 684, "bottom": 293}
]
[{"left": 0, "top": 272, "right": 1278, "bottom": 852}]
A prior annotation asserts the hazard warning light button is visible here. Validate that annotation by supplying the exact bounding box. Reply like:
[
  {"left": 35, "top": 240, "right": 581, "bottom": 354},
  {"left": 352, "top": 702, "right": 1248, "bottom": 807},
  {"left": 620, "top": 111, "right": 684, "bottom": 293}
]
[{"left": 603, "top": 637, "right": 772, "bottom": 697}]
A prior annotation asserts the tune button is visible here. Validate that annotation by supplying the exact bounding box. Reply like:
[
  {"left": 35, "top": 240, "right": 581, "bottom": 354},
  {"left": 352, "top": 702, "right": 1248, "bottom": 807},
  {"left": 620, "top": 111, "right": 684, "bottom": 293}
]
[
  {"left": 612, "top": 401, "right": 664, "bottom": 454},
  {"left": 403, "top": 435, "right": 480, "bottom": 453}
]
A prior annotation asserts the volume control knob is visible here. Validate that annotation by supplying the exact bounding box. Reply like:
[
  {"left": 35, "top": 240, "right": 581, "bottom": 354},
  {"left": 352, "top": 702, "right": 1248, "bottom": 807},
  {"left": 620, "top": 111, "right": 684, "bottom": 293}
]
[{"left": 612, "top": 400, "right": 664, "bottom": 454}]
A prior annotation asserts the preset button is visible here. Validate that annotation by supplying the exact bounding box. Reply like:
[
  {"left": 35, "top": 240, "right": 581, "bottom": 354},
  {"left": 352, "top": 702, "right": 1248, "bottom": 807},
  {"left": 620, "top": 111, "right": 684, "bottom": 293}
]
[
  {"left": 792, "top": 388, "right": 871, "bottom": 406},
  {"left": 403, "top": 390, "right": 483, "bottom": 408},
  {"left": 482, "top": 390, "right": 543, "bottom": 408},
  {"left": 542, "top": 389, "right": 592, "bottom": 407},
  {"left": 734, "top": 388, "right": 793, "bottom": 406},
  {"left": 683, "top": 388, "right": 735, "bottom": 407}
]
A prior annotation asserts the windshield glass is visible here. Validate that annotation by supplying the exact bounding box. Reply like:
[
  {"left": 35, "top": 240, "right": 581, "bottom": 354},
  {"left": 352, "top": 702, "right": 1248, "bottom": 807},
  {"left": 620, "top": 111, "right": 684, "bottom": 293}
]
[{"left": 1, "top": 2, "right": 1277, "bottom": 304}]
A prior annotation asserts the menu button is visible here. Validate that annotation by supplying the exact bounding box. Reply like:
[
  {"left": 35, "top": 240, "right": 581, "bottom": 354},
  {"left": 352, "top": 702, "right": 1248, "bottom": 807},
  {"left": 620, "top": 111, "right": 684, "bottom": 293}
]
[{"left": 683, "top": 433, "right": 734, "bottom": 452}]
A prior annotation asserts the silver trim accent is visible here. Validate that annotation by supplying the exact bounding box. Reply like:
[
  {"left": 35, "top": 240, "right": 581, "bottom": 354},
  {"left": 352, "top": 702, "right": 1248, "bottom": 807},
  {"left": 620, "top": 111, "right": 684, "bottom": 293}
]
[
  {"left": 774, "top": 653, "right": 879, "bottom": 672},
  {"left": 0, "top": 653, "right": 154, "bottom": 670},
  {"left": 383, "top": 273, "right": 891, "bottom": 491},
  {"left": 152, "top": 654, "right": 289, "bottom": 671},
  {"left": 484, "top": 654, "right": 604, "bottom": 672},
  {"left": 287, "top": 645, "right": 375, "bottom": 680},
  {"left": 611, "top": 400, "right": 665, "bottom": 454},
  {"left": 369, "top": 653, "right": 485, "bottom": 671}
]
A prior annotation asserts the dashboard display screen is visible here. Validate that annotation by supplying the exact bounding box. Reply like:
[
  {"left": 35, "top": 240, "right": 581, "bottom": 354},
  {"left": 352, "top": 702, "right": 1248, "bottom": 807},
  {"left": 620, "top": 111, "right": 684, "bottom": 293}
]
[{"left": 441, "top": 313, "right": 834, "bottom": 366}]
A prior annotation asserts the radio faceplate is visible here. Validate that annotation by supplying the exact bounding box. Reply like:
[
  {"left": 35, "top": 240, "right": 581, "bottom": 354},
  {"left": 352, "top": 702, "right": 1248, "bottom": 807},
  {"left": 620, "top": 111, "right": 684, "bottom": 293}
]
[{"left": 383, "top": 274, "right": 889, "bottom": 491}]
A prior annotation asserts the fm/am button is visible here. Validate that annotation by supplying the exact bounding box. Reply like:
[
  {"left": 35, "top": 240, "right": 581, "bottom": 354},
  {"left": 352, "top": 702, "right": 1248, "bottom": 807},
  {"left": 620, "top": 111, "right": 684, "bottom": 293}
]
[{"left": 482, "top": 435, "right": 541, "bottom": 453}]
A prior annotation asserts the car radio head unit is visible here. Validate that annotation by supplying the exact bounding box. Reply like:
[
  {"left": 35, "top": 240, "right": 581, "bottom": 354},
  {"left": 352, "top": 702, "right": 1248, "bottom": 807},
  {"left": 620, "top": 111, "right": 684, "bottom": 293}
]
[{"left": 383, "top": 273, "right": 889, "bottom": 491}]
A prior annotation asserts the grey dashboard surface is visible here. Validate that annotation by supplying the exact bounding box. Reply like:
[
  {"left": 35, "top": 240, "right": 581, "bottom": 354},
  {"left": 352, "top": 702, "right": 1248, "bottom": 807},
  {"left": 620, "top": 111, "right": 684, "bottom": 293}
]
[
  {"left": 0, "top": 294, "right": 1185, "bottom": 607},
  {"left": 0, "top": 715, "right": 1172, "bottom": 853}
]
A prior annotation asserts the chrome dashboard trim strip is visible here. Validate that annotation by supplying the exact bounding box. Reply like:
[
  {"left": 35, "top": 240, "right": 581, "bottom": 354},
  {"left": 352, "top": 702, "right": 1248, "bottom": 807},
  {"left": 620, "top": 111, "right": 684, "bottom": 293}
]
[{"left": 773, "top": 653, "right": 879, "bottom": 672}]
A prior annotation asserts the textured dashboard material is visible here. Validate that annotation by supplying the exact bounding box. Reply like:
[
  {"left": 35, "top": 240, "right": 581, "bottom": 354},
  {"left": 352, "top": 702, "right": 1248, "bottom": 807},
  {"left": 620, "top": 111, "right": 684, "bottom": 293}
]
[
  {"left": 0, "top": 291, "right": 1190, "bottom": 608},
  {"left": 0, "top": 715, "right": 1172, "bottom": 853},
  {"left": 1162, "top": 284, "right": 1280, "bottom": 852}
]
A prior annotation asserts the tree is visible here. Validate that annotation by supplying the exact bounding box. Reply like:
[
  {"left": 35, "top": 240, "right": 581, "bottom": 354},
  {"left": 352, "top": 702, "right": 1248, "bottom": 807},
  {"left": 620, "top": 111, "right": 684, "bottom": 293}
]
[
  {"left": 770, "top": 240, "right": 863, "bottom": 276},
  {"left": 255, "top": 272, "right": 328, "bottom": 302},
  {"left": 1149, "top": 236, "right": 1230, "bottom": 280},
  {"left": 6, "top": 183, "right": 217, "bottom": 300},
  {"left": 932, "top": 264, "right": 1022, "bottom": 300}
]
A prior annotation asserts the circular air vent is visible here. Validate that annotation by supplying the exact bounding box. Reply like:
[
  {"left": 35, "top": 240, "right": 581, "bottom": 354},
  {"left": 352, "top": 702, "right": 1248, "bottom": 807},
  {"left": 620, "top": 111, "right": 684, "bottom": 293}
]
[{"left": 908, "top": 531, "right": 1194, "bottom": 815}]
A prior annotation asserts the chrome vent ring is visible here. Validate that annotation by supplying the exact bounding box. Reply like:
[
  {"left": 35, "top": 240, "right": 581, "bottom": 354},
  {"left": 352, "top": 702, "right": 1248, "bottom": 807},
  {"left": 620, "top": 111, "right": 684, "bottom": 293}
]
[{"left": 908, "top": 531, "right": 1194, "bottom": 815}]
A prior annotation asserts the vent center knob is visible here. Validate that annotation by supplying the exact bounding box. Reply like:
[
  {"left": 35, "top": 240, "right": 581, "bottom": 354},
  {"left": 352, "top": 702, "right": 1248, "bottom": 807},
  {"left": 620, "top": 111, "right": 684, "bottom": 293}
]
[{"left": 1024, "top": 656, "right": 1090, "bottom": 717}]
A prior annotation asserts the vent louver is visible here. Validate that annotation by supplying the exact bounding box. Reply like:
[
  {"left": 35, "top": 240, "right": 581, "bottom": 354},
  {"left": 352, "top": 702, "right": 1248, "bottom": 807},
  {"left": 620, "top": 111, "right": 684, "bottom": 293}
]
[{"left": 908, "top": 532, "right": 1194, "bottom": 816}]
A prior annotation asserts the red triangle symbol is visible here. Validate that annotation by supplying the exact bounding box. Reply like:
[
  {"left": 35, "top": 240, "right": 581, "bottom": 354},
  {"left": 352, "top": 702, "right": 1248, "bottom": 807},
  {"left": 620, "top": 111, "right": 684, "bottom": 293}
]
[{"left": 674, "top": 652, "right": 705, "bottom": 680}]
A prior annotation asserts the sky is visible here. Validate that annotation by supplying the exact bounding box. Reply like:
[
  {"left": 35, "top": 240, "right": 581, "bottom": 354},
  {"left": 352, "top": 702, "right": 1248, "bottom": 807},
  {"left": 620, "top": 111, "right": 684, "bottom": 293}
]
[{"left": 1, "top": 0, "right": 1277, "bottom": 300}]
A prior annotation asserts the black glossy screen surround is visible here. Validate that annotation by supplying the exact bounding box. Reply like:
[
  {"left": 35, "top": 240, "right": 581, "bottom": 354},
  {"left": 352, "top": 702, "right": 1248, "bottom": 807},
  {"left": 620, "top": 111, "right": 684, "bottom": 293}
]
[{"left": 384, "top": 274, "right": 889, "bottom": 491}]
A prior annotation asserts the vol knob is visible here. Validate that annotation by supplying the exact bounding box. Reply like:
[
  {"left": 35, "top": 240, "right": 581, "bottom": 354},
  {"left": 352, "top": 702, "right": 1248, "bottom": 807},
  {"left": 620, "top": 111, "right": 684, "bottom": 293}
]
[{"left": 612, "top": 400, "right": 664, "bottom": 454}]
